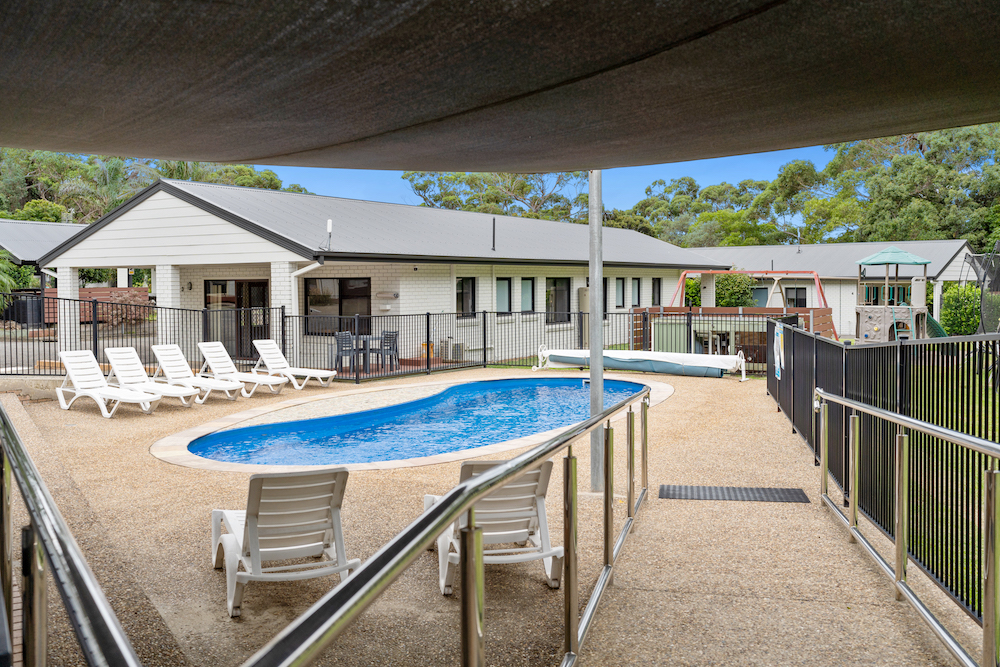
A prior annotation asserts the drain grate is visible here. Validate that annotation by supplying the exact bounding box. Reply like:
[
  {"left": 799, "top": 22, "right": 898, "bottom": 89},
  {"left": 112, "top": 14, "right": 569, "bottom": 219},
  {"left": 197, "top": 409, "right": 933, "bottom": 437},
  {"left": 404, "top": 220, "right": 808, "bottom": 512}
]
[{"left": 658, "top": 485, "right": 809, "bottom": 503}]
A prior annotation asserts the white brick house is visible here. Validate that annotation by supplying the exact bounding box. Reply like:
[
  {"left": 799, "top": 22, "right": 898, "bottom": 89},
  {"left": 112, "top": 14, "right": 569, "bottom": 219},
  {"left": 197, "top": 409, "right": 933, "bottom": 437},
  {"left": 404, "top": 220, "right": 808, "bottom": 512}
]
[{"left": 39, "top": 180, "right": 728, "bottom": 366}]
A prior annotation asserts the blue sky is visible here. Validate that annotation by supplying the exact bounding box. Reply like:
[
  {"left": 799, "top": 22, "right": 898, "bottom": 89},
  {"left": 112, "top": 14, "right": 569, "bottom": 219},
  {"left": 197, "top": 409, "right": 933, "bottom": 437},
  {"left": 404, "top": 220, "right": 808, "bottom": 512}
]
[{"left": 263, "top": 144, "right": 834, "bottom": 210}]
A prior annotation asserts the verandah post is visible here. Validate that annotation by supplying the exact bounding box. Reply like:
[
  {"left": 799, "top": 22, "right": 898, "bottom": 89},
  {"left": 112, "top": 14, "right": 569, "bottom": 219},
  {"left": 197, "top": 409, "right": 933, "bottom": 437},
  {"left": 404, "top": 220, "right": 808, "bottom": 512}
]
[
  {"left": 91, "top": 299, "right": 98, "bottom": 359},
  {"left": 280, "top": 305, "right": 287, "bottom": 357}
]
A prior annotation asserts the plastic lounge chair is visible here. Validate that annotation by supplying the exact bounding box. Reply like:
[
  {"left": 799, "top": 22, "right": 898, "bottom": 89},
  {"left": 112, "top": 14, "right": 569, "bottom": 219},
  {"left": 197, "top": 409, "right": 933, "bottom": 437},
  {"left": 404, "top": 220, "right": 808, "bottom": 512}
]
[
  {"left": 377, "top": 331, "right": 400, "bottom": 372},
  {"left": 424, "top": 460, "right": 564, "bottom": 595},
  {"left": 211, "top": 468, "right": 361, "bottom": 617},
  {"left": 105, "top": 347, "right": 200, "bottom": 407},
  {"left": 252, "top": 339, "right": 335, "bottom": 389},
  {"left": 150, "top": 344, "right": 243, "bottom": 403},
  {"left": 197, "top": 341, "right": 288, "bottom": 398},
  {"left": 56, "top": 350, "right": 161, "bottom": 418}
]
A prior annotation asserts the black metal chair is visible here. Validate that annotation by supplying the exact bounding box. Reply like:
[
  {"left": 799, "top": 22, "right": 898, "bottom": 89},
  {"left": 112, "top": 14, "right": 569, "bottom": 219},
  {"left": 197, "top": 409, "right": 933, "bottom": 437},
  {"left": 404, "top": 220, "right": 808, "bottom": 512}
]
[
  {"left": 330, "top": 331, "right": 359, "bottom": 373},
  {"left": 378, "top": 331, "right": 400, "bottom": 372}
]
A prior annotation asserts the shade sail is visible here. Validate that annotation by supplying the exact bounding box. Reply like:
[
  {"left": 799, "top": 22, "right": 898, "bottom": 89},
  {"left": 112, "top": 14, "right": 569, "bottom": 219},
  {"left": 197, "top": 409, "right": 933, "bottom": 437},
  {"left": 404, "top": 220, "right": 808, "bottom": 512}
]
[
  {"left": 1, "top": 1, "right": 999, "bottom": 171},
  {"left": 857, "top": 246, "right": 932, "bottom": 266}
]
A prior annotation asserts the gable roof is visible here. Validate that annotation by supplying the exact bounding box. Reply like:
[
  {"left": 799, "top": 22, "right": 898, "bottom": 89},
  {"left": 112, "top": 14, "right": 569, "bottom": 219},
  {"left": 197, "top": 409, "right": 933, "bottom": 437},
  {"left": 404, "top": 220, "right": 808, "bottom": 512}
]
[
  {"left": 0, "top": 219, "right": 87, "bottom": 265},
  {"left": 692, "top": 240, "right": 971, "bottom": 280},
  {"left": 40, "top": 180, "right": 728, "bottom": 270}
]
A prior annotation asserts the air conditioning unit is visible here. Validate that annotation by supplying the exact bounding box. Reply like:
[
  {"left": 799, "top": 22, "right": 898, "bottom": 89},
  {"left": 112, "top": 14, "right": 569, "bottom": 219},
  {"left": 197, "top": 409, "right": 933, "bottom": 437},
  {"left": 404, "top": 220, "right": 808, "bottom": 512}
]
[{"left": 440, "top": 340, "right": 464, "bottom": 361}]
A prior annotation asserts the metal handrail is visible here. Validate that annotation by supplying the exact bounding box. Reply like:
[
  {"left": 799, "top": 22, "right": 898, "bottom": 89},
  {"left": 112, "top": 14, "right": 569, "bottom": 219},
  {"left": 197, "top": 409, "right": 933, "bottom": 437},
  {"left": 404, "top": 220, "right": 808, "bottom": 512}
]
[
  {"left": 815, "top": 388, "right": 993, "bottom": 667},
  {"left": 0, "top": 400, "right": 141, "bottom": 666},
  {"left": 243, "top": 385, "right": 651, "bottom": 667}
]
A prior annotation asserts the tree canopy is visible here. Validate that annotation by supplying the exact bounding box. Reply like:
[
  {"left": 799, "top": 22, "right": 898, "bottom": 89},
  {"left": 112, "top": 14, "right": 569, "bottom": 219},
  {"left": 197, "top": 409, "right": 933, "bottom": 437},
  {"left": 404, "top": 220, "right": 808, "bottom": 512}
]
[
  {"left": 0, "top": 150, "right": 310, "bottom": 224},
  {"left": 402, "top": 124, "right": 1000, "bottom": 252}
]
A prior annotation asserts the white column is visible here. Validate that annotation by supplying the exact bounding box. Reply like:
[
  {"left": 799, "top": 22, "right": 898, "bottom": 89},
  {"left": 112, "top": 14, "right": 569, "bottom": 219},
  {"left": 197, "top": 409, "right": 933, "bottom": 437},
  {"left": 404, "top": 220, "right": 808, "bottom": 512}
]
[
  {"left": 116, "top": 268, "right": 129, "bottom": 288},
  {"left": 701, "top": 274, "right": 716, "bottom": 307},
  {"left": 56, "top": 267, "right": 81, "bottom": 353},
  {"left": 154, "top": 265, "right": 183, "bottom": 358},
  {"left": 270, "top": 261, "right": 297, "bottom": 363},
  {"left": 933, "top": 280, "right": 943, "bottom": 321}
]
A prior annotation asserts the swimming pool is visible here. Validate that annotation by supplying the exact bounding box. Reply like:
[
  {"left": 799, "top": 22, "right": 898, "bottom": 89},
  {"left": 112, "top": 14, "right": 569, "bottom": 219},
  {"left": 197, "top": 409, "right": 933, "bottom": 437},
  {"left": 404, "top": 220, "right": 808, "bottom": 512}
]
[{"left": 188, "top": 378, "right": 645, "bottom": 466}]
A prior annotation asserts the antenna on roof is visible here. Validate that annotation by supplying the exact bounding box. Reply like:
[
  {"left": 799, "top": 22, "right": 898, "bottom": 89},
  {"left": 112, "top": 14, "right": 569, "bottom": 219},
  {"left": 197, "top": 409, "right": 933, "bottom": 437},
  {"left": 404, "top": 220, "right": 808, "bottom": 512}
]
[
  {"left": 492, "top": 217, "right": 496, "bottom": 252},
  {"left": 324, "top": 219, "right": 333, "bottom": 251}
]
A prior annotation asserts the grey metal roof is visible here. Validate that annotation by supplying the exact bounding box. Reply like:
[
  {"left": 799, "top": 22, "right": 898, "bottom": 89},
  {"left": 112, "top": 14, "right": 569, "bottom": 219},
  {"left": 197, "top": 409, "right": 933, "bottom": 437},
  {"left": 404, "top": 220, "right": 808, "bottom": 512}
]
[
  {"left": 692, "top": 240, "right": 971, "bottom": 280},
  {"left": 0, "top": 219, "right": 86, "bottom": 265},
  {"left": 41, "top": 180, "right": 727, "bottom": 270},
  {"left": 2, "top": 2, "right": 1000, "bottom": 171}
]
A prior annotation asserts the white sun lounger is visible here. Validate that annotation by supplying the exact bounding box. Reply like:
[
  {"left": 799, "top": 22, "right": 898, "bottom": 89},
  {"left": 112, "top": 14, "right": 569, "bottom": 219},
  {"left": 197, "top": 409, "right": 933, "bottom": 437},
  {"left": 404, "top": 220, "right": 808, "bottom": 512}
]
[
  {"left": 56, "top": 350, "right": 161, "bottom": 418},
  {"left": 424, "top": 460, "right": 563, "bottom": 595},
  {"left": 150, "top": 344, "right": 243, "bottom": 403},
  {"left": 252, "top": 339, "right": 336, "bottom": 389},
  {"left": 212, "top": 468, "right": 360, "bottom": 617},
  {"left": 197, "top": 341, "right": 288, "bottom": 398},
  {"left": 105, "top": 347, "right": 200, "bottom": 408}
]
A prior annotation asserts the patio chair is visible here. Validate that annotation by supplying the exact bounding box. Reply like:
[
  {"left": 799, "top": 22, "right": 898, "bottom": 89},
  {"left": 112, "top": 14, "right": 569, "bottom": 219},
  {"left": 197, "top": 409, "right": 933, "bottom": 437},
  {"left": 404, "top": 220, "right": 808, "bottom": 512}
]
[
  {"left": 377, "top": 330, "right": 400, "bottom": 372},
  {"left": 211, "top": 468, "right": 360, "bottom": 617},
  {"left": 150, "top": 344, "right": 244, "bottom": 403},
  {"left": 424, "top": 460, "right": 563, "bottom": 595},
  {"left": 330, "top": 331, "right": 359, "bottom": 373},
  {"left": 56, "top": 350, "right": 161, "bottom": 418},
  {"left": 197, "top": 341, "right": 288, "bottom": 398},
  {"left": 105, "top": 347, "right": 200, "bottom": 407},
  {"left": 252, "top": 339, "right": 336, "bottom": 389}
]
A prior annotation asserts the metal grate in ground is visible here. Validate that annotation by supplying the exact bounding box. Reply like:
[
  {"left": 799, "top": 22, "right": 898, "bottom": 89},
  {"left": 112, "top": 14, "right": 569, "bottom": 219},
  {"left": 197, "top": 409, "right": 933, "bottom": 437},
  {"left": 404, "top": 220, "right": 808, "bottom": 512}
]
[{"left": 658, "top": 485, "right": 809, "bottom": 503}]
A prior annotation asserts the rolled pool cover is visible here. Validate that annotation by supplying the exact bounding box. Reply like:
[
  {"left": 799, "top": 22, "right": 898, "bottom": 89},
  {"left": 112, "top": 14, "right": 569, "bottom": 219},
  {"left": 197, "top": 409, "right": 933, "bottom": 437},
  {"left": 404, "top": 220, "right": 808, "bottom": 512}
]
[{"left": 533, "top": 347, "right": 745, "bottom": 380}]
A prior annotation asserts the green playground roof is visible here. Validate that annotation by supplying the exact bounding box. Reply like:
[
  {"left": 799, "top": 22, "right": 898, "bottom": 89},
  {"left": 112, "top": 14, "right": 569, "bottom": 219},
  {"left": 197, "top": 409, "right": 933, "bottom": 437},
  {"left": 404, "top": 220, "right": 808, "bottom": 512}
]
[{"left": 856, "top": 246, "right": 932, "bottom": 266}]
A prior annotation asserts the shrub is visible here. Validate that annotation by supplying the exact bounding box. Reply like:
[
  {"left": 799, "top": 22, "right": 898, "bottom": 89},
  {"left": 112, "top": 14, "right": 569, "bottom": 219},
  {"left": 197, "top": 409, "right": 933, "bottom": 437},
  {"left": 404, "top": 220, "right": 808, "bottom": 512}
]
[
  {"left": 684, "top": 277, "right": 701, "bottom": 306},
  {"left": 715, "top": 273, "right": 756, "bottom": 308},
  {"left": 939, "top": 284, "right": 981, "bottom": 335},
  {"left": 100, "top": 291, "right": 151, "bottom": 330}
]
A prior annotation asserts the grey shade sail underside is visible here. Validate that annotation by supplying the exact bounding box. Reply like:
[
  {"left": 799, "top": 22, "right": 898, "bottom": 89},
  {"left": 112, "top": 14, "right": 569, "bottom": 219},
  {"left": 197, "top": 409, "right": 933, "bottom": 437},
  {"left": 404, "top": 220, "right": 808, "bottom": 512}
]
[{"left": 2, "top": 1, "right": 999, "bottom": 171}]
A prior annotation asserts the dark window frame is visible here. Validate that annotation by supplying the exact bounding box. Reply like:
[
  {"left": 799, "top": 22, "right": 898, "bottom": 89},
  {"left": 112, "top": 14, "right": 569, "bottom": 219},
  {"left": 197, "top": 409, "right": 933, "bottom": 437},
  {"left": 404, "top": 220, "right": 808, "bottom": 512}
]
[
  {"left": 545, "top": 277, "right": 571, "bottom": 324},
  {"left": 457, "top": 277, "right": 476, "bottom": 318},
  {"left": 631, "top": 277, "right": 641, "bottom": 307},
  {"left": 303, "top": 277, "right": 371, "bottom": 335},
  {"left": 785, "top": 287, "right": 807, "bottom": 308},
  {"left": 496, "top": 277, "right": 512, "bottom": 315},
  {"left": 520, "top": 277, "right": 535, "bottom": 313},
  {"left": 652, "top": 277, "right": 661, "bottom": 306},
  {"left": 615, "top": 277, "right": 625, "bottom": 309}
]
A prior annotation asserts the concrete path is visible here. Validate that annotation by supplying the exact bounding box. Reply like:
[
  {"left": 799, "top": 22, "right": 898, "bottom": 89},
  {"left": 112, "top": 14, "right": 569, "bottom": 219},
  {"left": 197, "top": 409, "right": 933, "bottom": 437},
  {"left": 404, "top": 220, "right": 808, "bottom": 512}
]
[{"left": 5, "top": 369, "right": 980, "bottom": 665}]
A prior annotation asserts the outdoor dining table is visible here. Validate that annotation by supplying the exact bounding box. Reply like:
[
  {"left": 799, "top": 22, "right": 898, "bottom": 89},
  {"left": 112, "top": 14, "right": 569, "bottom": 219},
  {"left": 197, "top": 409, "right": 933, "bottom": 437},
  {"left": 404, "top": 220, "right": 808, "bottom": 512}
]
[{"left": 332, "top": 334, "right": 382, "bottom": 374}]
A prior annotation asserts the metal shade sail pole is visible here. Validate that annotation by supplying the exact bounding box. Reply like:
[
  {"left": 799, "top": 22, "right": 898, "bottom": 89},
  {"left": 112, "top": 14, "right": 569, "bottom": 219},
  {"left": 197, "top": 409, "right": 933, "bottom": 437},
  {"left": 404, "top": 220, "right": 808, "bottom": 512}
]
[{"left": 589, "top": 169, "right": 605, "bottom": 491}]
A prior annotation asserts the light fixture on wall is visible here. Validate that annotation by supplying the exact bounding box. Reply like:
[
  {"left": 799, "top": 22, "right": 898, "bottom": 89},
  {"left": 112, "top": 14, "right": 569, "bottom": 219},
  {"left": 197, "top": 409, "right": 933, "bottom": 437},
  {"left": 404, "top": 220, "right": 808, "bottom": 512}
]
[{"left": 186, "top": 281, "right": 193, "bottom": 291}]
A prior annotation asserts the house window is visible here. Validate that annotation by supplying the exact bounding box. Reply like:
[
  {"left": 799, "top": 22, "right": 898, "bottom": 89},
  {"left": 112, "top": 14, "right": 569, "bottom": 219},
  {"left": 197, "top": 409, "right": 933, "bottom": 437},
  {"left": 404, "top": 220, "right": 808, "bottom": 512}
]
[
  {"left": 521, "top": 277, "right": 535, "bottom": 312},
  {"left": 457, "top": 277, "right": 476, "bottom": 317},
  {"left": 545, "top": 278, "right": 570, "bottom": 323},
  {"left": 615, "top": 277, "right": 625, "bottom": 308},
  {"left": 496, "top": 277, "right": 512, "bottom": 314},
  {"left": 632, "top": 278, "right": 641, "bottom": 307},
  {"left": 304, "top": 277, "right": 371, "bottom": 334},
  {"left": 652, "top": 277, "right": 661, "bottom": 306},
  {"left": 785, "top": 287, "right": 807, "bottom": 308}
]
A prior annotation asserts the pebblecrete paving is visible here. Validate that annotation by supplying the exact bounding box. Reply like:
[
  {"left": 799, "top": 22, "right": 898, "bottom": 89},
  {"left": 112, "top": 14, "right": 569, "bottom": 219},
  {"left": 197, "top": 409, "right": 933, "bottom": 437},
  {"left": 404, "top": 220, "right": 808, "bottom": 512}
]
[{"left": 0, "top": 368, "right": 978, "bottom": 665}]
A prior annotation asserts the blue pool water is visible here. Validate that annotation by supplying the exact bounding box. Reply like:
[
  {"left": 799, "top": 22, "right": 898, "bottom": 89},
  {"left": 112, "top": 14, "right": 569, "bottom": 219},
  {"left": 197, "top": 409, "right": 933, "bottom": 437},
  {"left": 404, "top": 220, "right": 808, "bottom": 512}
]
[{"left": 188, "top": 378, "right": 645, "bottom": 466}]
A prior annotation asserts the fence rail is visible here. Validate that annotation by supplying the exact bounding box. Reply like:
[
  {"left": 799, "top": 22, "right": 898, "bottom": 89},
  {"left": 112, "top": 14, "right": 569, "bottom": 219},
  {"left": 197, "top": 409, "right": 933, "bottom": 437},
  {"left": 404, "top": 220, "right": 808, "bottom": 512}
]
[
  {"left": 0, "top": 293, "right": 776, "bottom": 382},
  {"left": 770, "top": 320, "right": 1000, "bottom": 665}
]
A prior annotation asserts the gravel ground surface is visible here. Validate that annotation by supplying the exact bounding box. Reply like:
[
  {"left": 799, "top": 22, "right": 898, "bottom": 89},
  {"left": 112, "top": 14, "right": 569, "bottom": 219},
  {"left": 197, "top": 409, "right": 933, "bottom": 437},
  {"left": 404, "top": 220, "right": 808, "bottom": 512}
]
[{"left": 5, "top": 368, "right": 978, "bottom": 665}]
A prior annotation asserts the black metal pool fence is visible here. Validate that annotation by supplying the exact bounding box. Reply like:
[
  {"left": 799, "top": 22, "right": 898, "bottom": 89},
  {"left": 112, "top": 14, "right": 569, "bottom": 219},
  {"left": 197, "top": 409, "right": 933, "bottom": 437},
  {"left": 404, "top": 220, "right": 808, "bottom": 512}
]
[
  {"left": 0, "top": 292, "right": 788, "bottom": 381},
  {"left": 767, "top": 318, "right": 1000, "bottom": 622}
]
